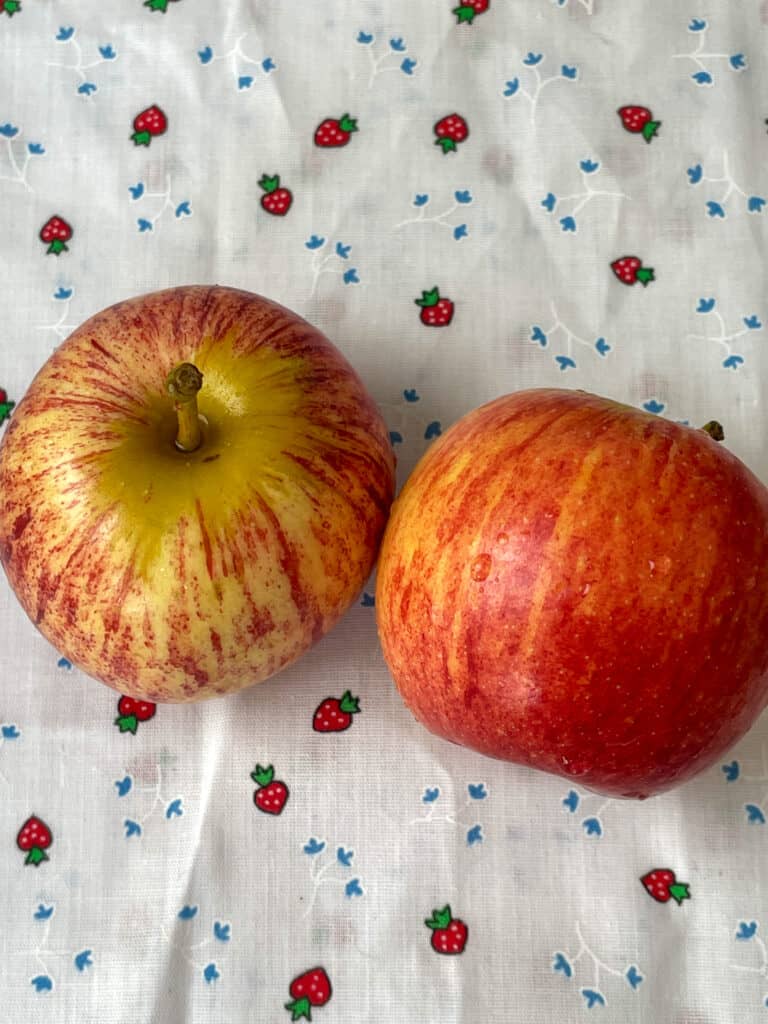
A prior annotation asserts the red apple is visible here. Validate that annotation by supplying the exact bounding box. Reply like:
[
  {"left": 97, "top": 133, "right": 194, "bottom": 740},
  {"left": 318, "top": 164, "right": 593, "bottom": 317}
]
[
  {"left": 0, "top": 286, "right": 395, "bottom": 702},
  {"left": 376, "top": 388, "right": 768, "bottom": 798}
]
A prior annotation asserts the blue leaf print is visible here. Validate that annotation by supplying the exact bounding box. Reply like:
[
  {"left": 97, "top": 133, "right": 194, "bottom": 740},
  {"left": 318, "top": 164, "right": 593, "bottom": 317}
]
[
  {"left": 401, "top": 58, "right": 417, "bottom": 75},
  {"left": 389, "top": 37, "right": 406, "bottom": 52},
  {"left": 453, "top": 224, "right": 468, "bottom": 241},
  {"left": 467, "top": 783, "right": 487, "bottom": 800},
  {"left": 424, "top": 421, "right": 442, "bottom": 440},
  {"left": 114, "top": 776, "right": 132, "bottom": 797},
  {"left": 722, "top": 355, "right": 744, "bottom": 369},
  {"left": 262, "top": 58, "right": 276, "bottom": 73},
  {"left": 213, "top": 922, "right": 231, "bottom": 942},
  {"left": 78, "top": 83, "right": 97, "bottom": 96},
  {"left": 413, "top": 194, "right": 429, "bottom": 207},
  {"left": 688, "top": 18, "right": 707, "bottom": 31},
  {"left": 305, "top": 235, "right": 325, "bottom": 250},
  {"left": 580, "top": 158, "right": 599, "bottom": 174},
  {"left": 687, "top": 164, "right": 703, "bottom": 185},
  {"left": 747, "top": 196, "right": 766, "bottom": 213},
  {"left": 124, "top": 819, "right": 142, "bottom": 837},
  {"left": 137, "top": 218, "right": 153, "bottom": 232},
  {"left": 581, "top": 988, "right": 606, "bottom": 1009},
  {"left": 238, "top": 76, "right": 254, "bottom": 90},
  {"left": 198, "top": 46, "right": 214, "bottom": 64},
  {"left": 0, "top": 123, "right": 19, "bottom": 137},
  {"left": 203, "top": 963, "right": 220, "bottom": 984},
  {"left": 345, "top": 878, "right": 364, "bottom": 898},
  {"left": 34, "top": 904, "right": 55, "bottom": 920},
  {"left": 706, "top": 201, "right": 725, "bottom": 218},
  {"left": 128, "top": 182, "right": 145, "bottom": 200},
  {"left": 729, "top": 54, "right": 746, "bottom": 70},
  {"left": 165, "top": 798, "right": 183, "bottom": 819},
  {"left": 422, "top": 786, "right": 440, "bottom": 803},
  {"left": 581, "top": 816, "right": 602, "bottom": 836},
  {"left": 178, "top": 905, "right": 199, "bottom": 919},
  {"left": 743, "top": 315, "right": 762, "bottom": 329},
  {"left": 530, "top": 326, "right": 547, "bottom": 347},
  {"left": 1, "top": 723, "right": 20, "bottom": 739},
  {"left": 555, "top": 356, "right": 576, "bottom": 371},
  {"left": 53, "top": 287, "right": 72, "bottom": 300},
  {"left": 561, "top": 65, "right": 578, "bottom": 79},
  {"left": 643, "top": 399, "right": 665, "bottom": 414},
  {"left": 562, "top": 790, "right": 579, "bottom": 813},
  {"left": 559, "top": 216, "right": 576, "bottom": 232},
  {"left": 466, "top": 824, "right": 483, "bottom": 846},
  {"left": 541, "top": 192, "right": 557, "bottom": 212},
  {"left": 403, "top": 388, "right": 420, "bottom": 402},
  {"left": 304, "top": 837, "right": 326, "bottom": 855},
  {"left": 523, "top": 52, "right": 543, "bottom": 66},
  {"left": 335, "top": 241, "right": 351, "bottom": 259},
  {"left": 357, "top": 31, "right": 374, "bottom": 45},
  {"left": 721, "top": 760, "right": 739, "bottom": 782},
  {"left": 31, "top": 975, "right": 53, "bottom": 993},
  {"left": 625, "top": 965, "right": 643, "bottom": 990},
  {"left": 175, "top": 201, "right": 192, "bottom": 218},
  {"left": 99, "top": 44, "right": 116, "bottom": 60},
  {"left": 342, "top": 268, "right": 359, "bottom": 285},
  {"left": 736, "top": 921, "right": 758, "bottom": 941},
  {"left": 594, "top": 338, "right": 610, "bottom": 356},
  {"left": 360, "top": 592, "right": 375, "bottom": 606},
  {"left": 504, "top": 78, "right": 519, "bottom": 97},
  {"left": 696, "top": 297, "right": 716, "bottom": 313},
  {"left": 57, "top": 656, "right": 72, "bottom": 670},
  {"left": 337, "top": 846, "right": 354, "bottom": 867},
  {"left": 56, "top": 26, "right": 75, "bottom": 41},
  {"left": 455, "top": 190, "right": 472, "bottom": 204},
  {"left": 552, "top": 952, "right": 573, "bottom": 978},
  {"left": 27, "top": 142, "right": 45, "bottom": 155},
  {"left": 388, "top": 431, "right": 403, "bottom": 445},
  {"left": 74, "top": 950, "right": 93, "bottom": 972},
  {"left": 745, "top": 804, "right": 766, "bottom": 824},
  {"left": 692, "top": 71, "right": 713, "bottom": 85}
]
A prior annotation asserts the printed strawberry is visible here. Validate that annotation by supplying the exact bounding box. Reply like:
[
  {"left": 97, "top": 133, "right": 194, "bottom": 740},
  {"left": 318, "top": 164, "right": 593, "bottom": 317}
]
[
  {"left": 416, "top": 287, "right": 454, "bottom": 327},
  {"left": 313, "top": 691, "right": 360, "bottom": 733},
  {"left": 426, "top": 905, "right": 468, "bottom": 954},
  {"left": 640, "top": 868, "right": 690, "bottom": 905},
  {"left": 131, "top": 105, "right": 168, "bottom": 146},
  {"left": 611, "top": 256, "right": 654, "bottom": 287},
  {"left": 2, "top": 0, "right": 21, "bottom": 15},
  {"left": 314, "top": 114, "right": 358, "bottom": 148},
  {"left": 252, "top": 764, "right": 289, "bottom": 815},
  {"left": 259, "top": 174, "right": 293, "bottom": 216},
  {"left": 39, "top": 216, "right": 72, "bottom": 255},
  {"left": 453, "top": 0, "right": 489, "bottom": 24},
  {"left": 434, "top": 113, "right": 469, "bottom": 153},
  {"left": 285, "top": 967, "right": 332, "bottom": 1020},
  {"left": 618, "top": 105, "right": 660, "bottom": 143},
  {"left": 115, "top": 695, "right": 157, "bottom": 734},
  {"left": 17, "top": 816, "right": 53, "bottom": 866},
  {"left": 0, "top": 387, "right": 15, "bottom": 423}
]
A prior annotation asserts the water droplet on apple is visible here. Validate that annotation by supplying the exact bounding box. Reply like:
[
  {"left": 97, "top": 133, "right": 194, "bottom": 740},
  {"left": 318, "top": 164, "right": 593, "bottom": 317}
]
[{"left": 470, "top": 553, "right": 492, "bottom": 582}]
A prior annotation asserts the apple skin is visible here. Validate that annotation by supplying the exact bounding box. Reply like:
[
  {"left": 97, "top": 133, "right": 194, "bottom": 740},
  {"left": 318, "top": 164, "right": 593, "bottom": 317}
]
[
  {"left": 0, "top": 286, "right": 395, "bottom": 702},
  {"left": 376, "top": 388, "right": 768, "bottom": 798}
]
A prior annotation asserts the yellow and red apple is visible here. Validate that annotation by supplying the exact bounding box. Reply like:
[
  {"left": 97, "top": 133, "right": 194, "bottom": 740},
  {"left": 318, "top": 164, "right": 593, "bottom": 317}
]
[
  {"left": 376, "top": 388, "right": 768, "bottom": 798},
  {"left": 0, "top": 286, "right": 395, "bottom": 701}
]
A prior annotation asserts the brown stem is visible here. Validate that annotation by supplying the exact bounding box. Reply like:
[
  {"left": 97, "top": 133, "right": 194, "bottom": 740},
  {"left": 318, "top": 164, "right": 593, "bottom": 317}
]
[
  {"left": 701, "top": 420, "right": 724, "bottom": 442},
  {"left": 166, "top": 362, "right": 203, "bottom": 452}
]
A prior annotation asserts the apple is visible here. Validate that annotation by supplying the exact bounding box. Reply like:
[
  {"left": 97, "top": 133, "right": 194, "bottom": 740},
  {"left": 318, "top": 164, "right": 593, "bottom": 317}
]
[
  {"left": 0, "top": 286, "right": 395, "bottom": 701},
  {"left": 376, "top": 388, "right": 768, "bottom": 798}
]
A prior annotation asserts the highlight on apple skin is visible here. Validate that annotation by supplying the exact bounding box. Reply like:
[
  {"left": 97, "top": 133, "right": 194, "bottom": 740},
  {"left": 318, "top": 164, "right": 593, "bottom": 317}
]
[
  {"left": 375, "top": 388, "right": 768, "bottom": 799},
  {"left": 0, "top": 286, "right": 395, "bottom": 702}
]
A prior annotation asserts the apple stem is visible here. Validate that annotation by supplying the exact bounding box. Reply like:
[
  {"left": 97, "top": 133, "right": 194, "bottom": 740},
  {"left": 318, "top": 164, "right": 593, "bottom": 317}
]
[
  {"left": 166, "top": 362, "right": 203, "bottom": 452},
  {"left": 701, "top": 420, "right": 724, "bottom": 442}
]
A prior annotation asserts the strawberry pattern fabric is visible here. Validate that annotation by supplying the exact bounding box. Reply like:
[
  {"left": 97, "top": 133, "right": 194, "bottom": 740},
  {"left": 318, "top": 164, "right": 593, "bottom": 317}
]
[{"left": 0, "top": 2, "right": 767, "bottom": 1022}]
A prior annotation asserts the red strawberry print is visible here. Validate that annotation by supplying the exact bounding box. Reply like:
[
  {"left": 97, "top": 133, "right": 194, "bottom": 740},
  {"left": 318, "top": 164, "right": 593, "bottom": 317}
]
[
  {"left": 131, "top": 105, "right": 168, "bottom": 146},
  {"left": 115, "top": 695, "right": 157, "bottom": 734},
  {"left": 434, "top": 113, "right": 469, "bottom": 153},
  {"left": 0, "top": 387, "right": 15, "bottom": 423},
  {"left": 39, "top": 216, "right": 72, "bottom": 255},
  {"left": 285, "top": 967, "right": 332, "bottom": 1021},
  {"left": 259, "top": 174, "right": 293, "bottom": 216},
  {"left": 416, "top": 287, "right": 454, "bottom": 327},
  {"left": 314, "top": 114, "right": 358, "bottom": 148},
  {"left": 313, "top": 691, "right": 360, "bottom": 732},
  {"left": 611, "top": 255, "right": 654, "bottom": 287},
  {"left": 454, "top": 0, "right": 489, "bottom": 24},
  {"left": 640, "top": 868, "right": 691, "bottom": 905},
  {"left": 252, "top": 764, "right": 289, "bottom": 815},
  {"left": 426, "top": 905, "right": 468, "bottom": 954},
  {"left": 16, "top": 816, "right": 53, "bottom": 866},
  {"left": 618, "top": 105, "right": 661, "bottom": 143},
  {"left": 2, "top": 0, "right": 21, "bottom": 15}
]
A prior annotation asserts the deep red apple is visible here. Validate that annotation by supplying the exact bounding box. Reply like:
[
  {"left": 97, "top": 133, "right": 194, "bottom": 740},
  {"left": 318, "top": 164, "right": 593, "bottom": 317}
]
[{"left": 376, "top": 388, "right": 768, "bottom": 798}]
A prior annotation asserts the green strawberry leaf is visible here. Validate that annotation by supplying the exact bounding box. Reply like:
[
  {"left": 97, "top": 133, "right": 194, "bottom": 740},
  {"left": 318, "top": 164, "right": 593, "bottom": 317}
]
[
  {"left": 669, "top": 882, "right": 690, "bottom": 905},
  {"left": 0, "top": 401, "right": 14, "bottom": 423},
  {"left": 436, "top": 136, "right": 457, "bottom": 153},
  {"left": 339, "top": 691, "right": 360, "bottom": 714},
  {"left": 425, "top": 905, "right": 453, "bottom": 930},
  {"left": 25, "top": 846, "right": 48, "bottom": 866},
  {"left": 145, "top": 0, "right": 169, "bottom": 9},
  {"left": 415, "top": 288, "right": 440, "bottom": 308},
  {"left": 285, "top": 996, "right": 312, "bottom": 1021},
  {"left": 115, "top": 714, "right": 139, "bottom": 734},
  {"left": 339, "top": 114, "right": 358, "bottom": 134},
  {"left": 454, "top": 5, "right": 476, "bottom": 22},
  {"left": 642, "top": 120, "right": 660, "bottom": 143},
  {"left": 636, "top": 266, "right": 654, "bottom": 286},
  {"left": 251, "top": 764, "right": 274, "bottom": 787},
  {"left": 259, "top": 174, "right": 280, "bottom": 193}
]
